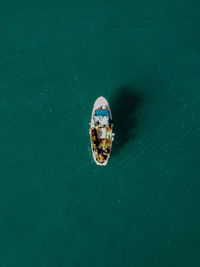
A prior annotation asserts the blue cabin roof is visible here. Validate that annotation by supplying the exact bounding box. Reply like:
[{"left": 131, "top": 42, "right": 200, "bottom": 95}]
[{"left": 95, "top": 109, "right": 109, "bottom": 117}]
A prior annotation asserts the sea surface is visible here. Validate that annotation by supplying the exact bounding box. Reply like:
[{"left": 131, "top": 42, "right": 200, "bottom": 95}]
[{"left": 0, "top": 0, "right": 200, "bottom": 266}]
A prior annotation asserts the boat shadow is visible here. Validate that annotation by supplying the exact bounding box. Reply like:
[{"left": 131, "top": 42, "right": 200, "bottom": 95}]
[{"left": 110, "top": 85, "right": 143, "bottom": 155}]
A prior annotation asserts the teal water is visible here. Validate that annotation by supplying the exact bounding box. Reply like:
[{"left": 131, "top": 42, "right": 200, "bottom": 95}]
[{"left": 1, "top": 0, "right": 200, "bottom": 266}]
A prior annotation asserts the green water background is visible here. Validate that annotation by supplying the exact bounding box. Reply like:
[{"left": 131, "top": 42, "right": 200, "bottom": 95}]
[{"left": 0, "top": 0, "right": 200, "bottom": 266}]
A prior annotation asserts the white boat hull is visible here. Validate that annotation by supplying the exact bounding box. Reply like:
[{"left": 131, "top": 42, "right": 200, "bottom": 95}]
[{"left": 89, "top": 96, "right": 114, "bottom": 166}]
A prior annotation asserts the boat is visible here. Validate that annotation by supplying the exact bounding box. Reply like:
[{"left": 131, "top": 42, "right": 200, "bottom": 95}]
[{"left": 89, "top": 96, "right": 114, "bottom": 166}]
